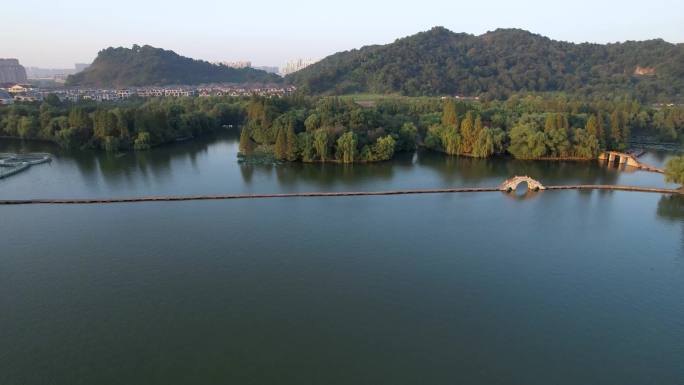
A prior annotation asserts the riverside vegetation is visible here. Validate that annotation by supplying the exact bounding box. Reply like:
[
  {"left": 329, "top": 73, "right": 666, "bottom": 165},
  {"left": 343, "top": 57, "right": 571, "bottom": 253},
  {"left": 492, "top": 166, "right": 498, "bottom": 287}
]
[
  {"left": 1, "top": 94, "right": 684, "bottom": 164},
  {"left": 236, "top": 94, "right": 684, "bottom": 164}
]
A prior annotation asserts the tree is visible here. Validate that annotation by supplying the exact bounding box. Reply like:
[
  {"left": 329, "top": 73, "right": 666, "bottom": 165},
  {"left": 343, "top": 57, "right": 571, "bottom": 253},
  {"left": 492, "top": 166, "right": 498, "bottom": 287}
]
[
  {"left": 274, "top": 127, "right": 288, "bottom": 160},
  {"left": 397, "top": 122, "right": 418, "bottom": 151},
  {"left": 93, "top": 110, "right": 119, "bottom": 145},
  {"left": 459, "top": 111, "right": 477, "bottom": 154},
  {"left": 508, "top": 123, "right": 548, "bottom": 159},
  {"left": 610, "top": 110, "right": 623, "bottom": 150},
  {"left": 17, "top": 116, "right": 39, "bottom": 139},
  {"left": 297, "top": 132, "right": 315, "bottom": 162},
  {"left": 665, "top": 156, "right": 684, "bottom": 187},
  {"left": 286, "top": 123, "right": 298, "bottom": 161},
  {"left": 595, "top": 112, "right": 607, "bottom": 148},
  {"left": 572, "top": 128, "right": 600, "bottom": 158},
  {"left": 68, "top": 107, "right": 93, "bottom": 144},
  {"left": 544, "top": 113, "right": 571, "bottom": 157},
  {"left": 424, "top": 125, "right": 444, "bottom": 152},
  {"left": 441, "top": 126, "right": 461, "bottom": 155},
  {"left": 43, "top": 116, "right": 68, "bottom": 141},
  {"left": 621, "top": 116, "right": 631, "bottom": 148},
  {"left": 544, "top": 113, "right": 557, "bottom": 134},
  {"left": 55, "top": 127, "right": 80, "bottom": 149},
  {"left": 313, "top": 129, "right": 329, "bottom": 161},
  {"left": 372, "top": 135, "right": 396, "bottom": 161},
  {"left": 441, "top": 99, "right": 458, "bottom": 128},
  {"left": 43, "top": 93, "right": 62, "bottom": 107},
  {"left": 585, "top": 115, "right": 600, "bottom": 144},
  {"left": 304, "top": 113, "right": 320, "bottom": 132},
  {"left": 472, "top": 128, "right": 505, "bottom": 158},
  {"left": 336, "top": 131, "right": 357, "bottom": 163},
  {"left": 133, "top": 131, "right": 151, "bottom": 150},
  {"left": 239, "top": 127, "right": 254, "bottom": 155}
]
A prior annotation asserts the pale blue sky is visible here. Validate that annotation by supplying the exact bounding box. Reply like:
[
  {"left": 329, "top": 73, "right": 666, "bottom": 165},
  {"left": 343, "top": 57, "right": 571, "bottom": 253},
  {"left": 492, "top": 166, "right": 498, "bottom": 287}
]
[{"left": 2, "top": 0, "right": 682, "bottom": 68}]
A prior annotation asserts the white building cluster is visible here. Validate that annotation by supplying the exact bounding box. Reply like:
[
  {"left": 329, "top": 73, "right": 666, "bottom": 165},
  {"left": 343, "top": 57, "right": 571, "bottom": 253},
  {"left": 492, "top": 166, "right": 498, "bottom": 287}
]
[
  {"left": 210, "top": 57, "right": 319, "bottom": 77},
  {"left": 0, "top": 83, "right": 40, "bottom": 104},
  {"left": 280, "top": 58, "right": 318, "bottom": 76},
  {"left": 0, "top": 83, "right": 297, "bottom": 104}
]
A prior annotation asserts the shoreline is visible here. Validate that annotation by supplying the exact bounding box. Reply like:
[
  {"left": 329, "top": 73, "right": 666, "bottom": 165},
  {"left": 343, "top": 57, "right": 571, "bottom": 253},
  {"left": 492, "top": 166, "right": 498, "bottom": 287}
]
[{"left": 0, "top": 134, "right": 670, "bottom": 170}]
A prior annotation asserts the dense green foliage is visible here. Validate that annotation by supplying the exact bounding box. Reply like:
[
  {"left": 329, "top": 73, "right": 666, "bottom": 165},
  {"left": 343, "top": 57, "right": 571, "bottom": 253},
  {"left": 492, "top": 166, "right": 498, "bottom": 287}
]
[
  {"left": 665, "top": 156, "right": 684, "bottom": 186},
  {"left": 0, "top": 95, "right": 246, "bottom": 151},
  {"left": 67, "top": 45, "right": 281, "bottom": 87},
  {"left": 238, "top": 94, "right": 684, "bottom": 162},
  {"left": 3, "top": 94, "right": 684, "bottom": 164},
  {"left": 287, "top": 27, "right": 684, "bottom": 102},
  {"left": 238, "top": 96, "right": 408, "bottom": 163}
]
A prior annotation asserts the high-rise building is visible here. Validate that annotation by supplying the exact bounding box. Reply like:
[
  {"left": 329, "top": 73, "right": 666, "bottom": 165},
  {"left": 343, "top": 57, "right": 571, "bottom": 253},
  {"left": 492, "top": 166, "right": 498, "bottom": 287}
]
[
  {"left": 280, "top": 58, "right": 318, "bottom": 76},
  {"left": 0, "top": 59, "right": 28, "bottom": 83}
]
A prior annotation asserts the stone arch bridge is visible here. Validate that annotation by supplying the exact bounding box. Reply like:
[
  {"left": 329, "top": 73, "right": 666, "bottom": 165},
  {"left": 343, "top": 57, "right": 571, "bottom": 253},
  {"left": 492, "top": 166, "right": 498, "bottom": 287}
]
[{"left": 498, "top": 176, "right": 546, "bottom": 192}]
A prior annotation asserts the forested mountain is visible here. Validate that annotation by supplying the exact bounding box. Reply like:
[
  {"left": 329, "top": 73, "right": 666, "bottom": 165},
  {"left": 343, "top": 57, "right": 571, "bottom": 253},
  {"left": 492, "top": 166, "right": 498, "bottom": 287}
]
[
  {"left": 66, "top": 45, "right": 282, "bottom": 87},
  {"left": 287, "top": 27, "right": 684, "bottom": 101}
]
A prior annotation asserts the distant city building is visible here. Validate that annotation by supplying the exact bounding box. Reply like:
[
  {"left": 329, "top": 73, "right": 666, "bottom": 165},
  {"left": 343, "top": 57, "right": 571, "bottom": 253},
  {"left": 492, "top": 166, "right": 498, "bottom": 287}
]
[
  {"left": 253, "top": 66, "right": 280, "bottom": 75},
  {"left": 213, "top": 61, "right": 252, "bottom": 69},
  {"left": 280, "top": 58, "right": 318, "bottom": 76},
  {"left": 26, "top": 63, "right": 91, "bottom": 83},
  {"left": 0, "top": 59, "right": 28, "bottom": 83}
]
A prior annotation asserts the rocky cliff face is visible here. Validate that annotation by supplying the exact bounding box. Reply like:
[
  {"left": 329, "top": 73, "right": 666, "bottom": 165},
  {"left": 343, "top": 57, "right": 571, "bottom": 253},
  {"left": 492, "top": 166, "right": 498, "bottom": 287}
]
[{"left": 0, "top": 59, "right": 28, "bottom": 83}]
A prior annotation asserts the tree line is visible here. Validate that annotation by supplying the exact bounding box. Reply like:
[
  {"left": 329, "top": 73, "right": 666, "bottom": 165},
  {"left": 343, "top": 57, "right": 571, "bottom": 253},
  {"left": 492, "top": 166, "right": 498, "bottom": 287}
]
[
  {"left": 0, "top": 95, "right": 245, "bottom": 151},
  {"left": 239, "top": 94, "right": 684, "bottom": 163},
  {"left": 1, "top": 94, "right": 683, "bottom": 164}
]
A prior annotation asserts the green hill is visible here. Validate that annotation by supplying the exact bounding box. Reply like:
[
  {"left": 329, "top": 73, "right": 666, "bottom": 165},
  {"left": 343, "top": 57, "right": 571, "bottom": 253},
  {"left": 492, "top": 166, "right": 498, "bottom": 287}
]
[
  {"left": 287, "top": 27, "right": 684, "bottom": 101},
  {"left": 66, "top": 45, "right": 282, "bottom": 87}
]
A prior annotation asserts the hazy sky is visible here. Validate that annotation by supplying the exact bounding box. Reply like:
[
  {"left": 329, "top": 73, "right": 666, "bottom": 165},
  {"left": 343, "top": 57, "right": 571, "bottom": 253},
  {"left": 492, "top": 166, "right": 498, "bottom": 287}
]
[{"left": 2, "top": 0, "right": 683, "bottom": 68}]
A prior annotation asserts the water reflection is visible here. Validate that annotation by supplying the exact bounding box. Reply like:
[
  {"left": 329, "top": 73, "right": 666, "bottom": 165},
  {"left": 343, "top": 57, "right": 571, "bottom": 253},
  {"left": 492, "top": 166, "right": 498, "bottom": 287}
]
[
  {"left": 657, "top": 194, "right": 684, "bottom": 252},
  {"left": 657, "top": 194, "right": 684, "bottom": 222},
  {"left": 501, "top": 189, "right": 541, "bottom": 201},
  {"left": 0, "top": 132, "right": 676, "bottom": 199},
  {"left": 415, "top": 151, "right": 624, "bottom": 186}
]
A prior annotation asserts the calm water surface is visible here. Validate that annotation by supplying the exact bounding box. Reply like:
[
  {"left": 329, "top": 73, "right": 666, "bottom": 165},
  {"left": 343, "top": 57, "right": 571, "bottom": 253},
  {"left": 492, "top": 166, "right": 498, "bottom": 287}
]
[{"left": 1, "top": 132, "right": 683, "bottom": 385}]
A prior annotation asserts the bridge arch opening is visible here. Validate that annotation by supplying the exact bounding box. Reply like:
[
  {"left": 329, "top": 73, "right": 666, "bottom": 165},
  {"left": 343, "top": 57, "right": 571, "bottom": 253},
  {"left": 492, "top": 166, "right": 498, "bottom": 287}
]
[
  {"left": 512, "top": 181, "right": 530, "bottom": 195},
  {"left": 509, "top": 180, "right": 541, "bottom": 193}
]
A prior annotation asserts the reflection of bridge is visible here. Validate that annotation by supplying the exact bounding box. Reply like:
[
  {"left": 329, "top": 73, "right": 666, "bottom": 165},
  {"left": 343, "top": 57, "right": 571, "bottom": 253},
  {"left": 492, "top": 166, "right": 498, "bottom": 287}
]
[{"left": 598, "top": 151, "right": 664, "bottom": 173}]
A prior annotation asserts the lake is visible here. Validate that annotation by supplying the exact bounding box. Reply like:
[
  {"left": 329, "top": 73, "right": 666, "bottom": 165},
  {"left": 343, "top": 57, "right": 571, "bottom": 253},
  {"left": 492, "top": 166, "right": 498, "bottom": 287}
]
[{"left": 1, "top": 132, "right": 683, "bottom": 385}]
